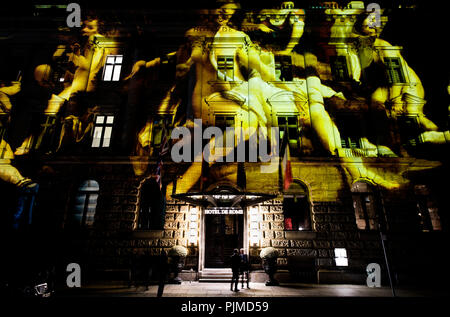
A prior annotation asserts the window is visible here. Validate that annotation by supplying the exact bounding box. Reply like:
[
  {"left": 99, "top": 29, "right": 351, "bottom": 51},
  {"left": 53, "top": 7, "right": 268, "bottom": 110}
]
[
  {"left": 330, "top": 56, "right": 350, "bottom": 81},
  {"left": 102, "top": 55, "right": 123, "bottom": 81},
  {"left": 384, "top": 57, "right": 405, "bottom": 84},
  {"left": 334, "top": 248, "right": 348, "bottom": 266},
  {"left": 137, "top": 179, "right": 165, "bottom": 230},
  {"left": 217, "top": 56, "right": 234, "bottom": 81},
  {"left": 278, "top": 116, "right": 300, "bottom": 156},
  {"left": 351, "top": 181, "right": 382, "bottom": 230},
  {"left": 215, "top": 115, "right": 235, "bottom": 156},
  {"left": 414, "top": 185, "right": 441, "bottom": 231},
  {"left": 152, "top": 115, "right": 174, "bottom": 150},
  {"left": 92, "top": 115, "right": 114, "bottom": 148},
  {"left": 275, "top": 55, "right": 293, "bottom": 81},
  {"left": 283, "top": 182, "right": 311, "bottom": 231},
  {"left": 341, "top": 136, "right": 360, "bottom": 149},
  {"left": 335, "top": 115, "right": 363, "bottom": 149},
  {"left": 397, "top": 115, "right": 420, "bottom": 147},
  {"left": 72, "top": 180, "right": 99, "bottom": 227},
  {"left": 34, "top": 115, "right": 58, "bottom": 151}
]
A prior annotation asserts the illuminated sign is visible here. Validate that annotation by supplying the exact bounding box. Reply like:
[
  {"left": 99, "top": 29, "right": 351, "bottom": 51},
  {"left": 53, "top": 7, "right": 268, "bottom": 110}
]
[{"left": 204, "top": 207, "right": 243, "bottom": 215}]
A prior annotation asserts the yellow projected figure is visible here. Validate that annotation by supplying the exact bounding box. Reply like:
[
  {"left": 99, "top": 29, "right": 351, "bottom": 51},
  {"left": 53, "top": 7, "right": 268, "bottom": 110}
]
[
  {"left": 0, "top": 81, "right": 35, "bottom": 188},
  {"left": 15, "top": 16, "right": 117, "bottom": 154},
  {"left": 128, "top": 1, "right": 401, "bottom": 190},
  {"left": 348, "top": 12, "right": 447, "bottom": 147}
]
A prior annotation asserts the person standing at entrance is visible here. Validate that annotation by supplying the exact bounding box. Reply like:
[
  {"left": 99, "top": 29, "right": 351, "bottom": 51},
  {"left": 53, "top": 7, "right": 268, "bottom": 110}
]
[
  {"left": 157, "top": 250, "right": 168, "bottom": 297},
  {"left": 239, "top": 248, "right": 250, "bottom": 289},
  {"left": 230, "top": 249, "right": 241, "bottom": 292}
]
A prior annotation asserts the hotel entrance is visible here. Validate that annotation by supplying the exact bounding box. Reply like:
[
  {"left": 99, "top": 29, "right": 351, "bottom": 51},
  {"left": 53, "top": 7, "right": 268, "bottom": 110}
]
[
  {"left": 204, "top": 212, "right": 243, "bottom": 268},
  {"left": 172, "top": 186, "right": 275, "bottom": 271}
]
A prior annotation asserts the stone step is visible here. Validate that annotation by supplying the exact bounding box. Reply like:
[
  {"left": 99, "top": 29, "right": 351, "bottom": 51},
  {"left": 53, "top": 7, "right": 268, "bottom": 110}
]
[
  {"left": 199, "top": 278, "right": 235, "bottom": 283},
  {"left": 199, "top": 268, "right": 248, "bottom": 283}
]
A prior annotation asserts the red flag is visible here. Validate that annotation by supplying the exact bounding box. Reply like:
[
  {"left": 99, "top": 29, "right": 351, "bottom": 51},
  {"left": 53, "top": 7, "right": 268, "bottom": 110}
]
[
  {"left": 155, "top": 128, "right": 169, "bottom": 190},
  {"left": 282, "top": 140, "right": 293, "bottom": 190},
  {"left": 159, "top": 128, "right": 170, "bottom": 157}
]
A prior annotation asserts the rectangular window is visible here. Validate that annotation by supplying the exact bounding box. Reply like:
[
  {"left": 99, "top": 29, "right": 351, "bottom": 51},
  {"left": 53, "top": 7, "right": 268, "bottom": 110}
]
[
  {"left": 330, "top": 56, "right": 350, "bottom": 81},
  {"left": 340, "top": 136, "right": 360, "bottom": 149},
  {"left": 152, "top": 115, "right": 174, "bottom": 148},
  {"left": 34, "top": 115, "right": 58, "bottom": 151},
  {"left": 397, "top": 116, "right": 420, "bottom": 147},
  {"left": 215, "top": 115, "right": 235, "bottom": 157},
  {"left": 335, "top": 115, "right": 363, "bottom": 149},
  {"left": 334, "top": 248, "right": 348, "bottom": 267},
  {"left": 102, "top": 55, "right": 123, "bottom": 81},
  {"left": 275, "top": 55, "right": 293, "bottom": 81},
  {"left": 278, "top": 116, "right": 300, "bottom": 156},
  {"left": 384, "top": 57, "right": 405, "bottom": 84},
  {"left": 91, "top": 115, "right": 114, "bottom": 148},
  {"left": 217, "top": 56, "right": 234, "bottom": 81}
]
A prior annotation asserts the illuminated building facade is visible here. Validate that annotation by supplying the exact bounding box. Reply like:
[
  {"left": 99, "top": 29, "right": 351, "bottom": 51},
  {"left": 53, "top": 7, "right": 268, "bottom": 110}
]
[{"left": 1, "top": 0, "right": 449, "bottom": 287}]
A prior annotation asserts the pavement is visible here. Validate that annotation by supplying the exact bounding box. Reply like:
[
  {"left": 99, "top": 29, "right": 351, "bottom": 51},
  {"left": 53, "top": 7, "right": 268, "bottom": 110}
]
[{"left": 57, "top": 281, "right": 450, "bottom": 297}]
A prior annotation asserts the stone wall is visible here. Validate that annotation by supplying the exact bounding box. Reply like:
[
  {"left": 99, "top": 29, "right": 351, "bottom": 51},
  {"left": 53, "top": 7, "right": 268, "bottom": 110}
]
[{"left": 37, "top": 158, "right": 446, "bottom": 284}]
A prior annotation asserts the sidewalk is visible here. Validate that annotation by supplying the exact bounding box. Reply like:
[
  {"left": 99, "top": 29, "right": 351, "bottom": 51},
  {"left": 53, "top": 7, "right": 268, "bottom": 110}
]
[{"left": 56, "top": 281, "right": 450, "bottom": 297}]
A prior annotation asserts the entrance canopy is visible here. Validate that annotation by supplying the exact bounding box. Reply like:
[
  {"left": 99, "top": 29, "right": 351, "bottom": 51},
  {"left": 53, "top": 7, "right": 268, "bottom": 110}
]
[{"left": 171, "top": 186, "right": 276, "bottom": 208}]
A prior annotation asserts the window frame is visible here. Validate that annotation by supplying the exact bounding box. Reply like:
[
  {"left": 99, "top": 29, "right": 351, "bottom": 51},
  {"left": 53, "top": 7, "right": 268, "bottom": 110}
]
[
  {"left": 351, "top": 181, "right": 383, "bottom": 231},
  {"left": 214, "top": 114, "right": 236, "bottom": 158},
  {"left": 277, "top": 115, "right": 300, "bottom": 156},
  {"left": 151, "top": 115, "right": 174, "bottom": 149},
  {"left": 91, "top": 114, "right": 115, "bottom": 148},
  {"left": 102, "top": 55, "right": 123, "bottom": 82},
  {"left": 330, "top": 55, "right": 350, "bottom": 82},
  {"left": 397, "top": 115, "right": 421, "bottom": 147},
  {"left": 275, "top": 55, "right": 293, "bottom": 82},
  {"left": 383, "top": 57, "right": 406, "bottom": 84},
  {"left": 217, "top": 55, "right": 234, "bottom": 81}
]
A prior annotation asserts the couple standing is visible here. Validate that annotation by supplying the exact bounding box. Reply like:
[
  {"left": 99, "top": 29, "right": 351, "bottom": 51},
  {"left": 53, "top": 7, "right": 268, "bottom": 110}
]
[{"left": 230, "top": 248, "right": 250, "bottom": 292}]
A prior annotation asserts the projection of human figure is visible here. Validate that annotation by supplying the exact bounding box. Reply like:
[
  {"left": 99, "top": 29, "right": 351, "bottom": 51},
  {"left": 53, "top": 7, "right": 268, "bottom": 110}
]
[
  {"left": 173, "top": 2, "right": 352, "bottom": 191},
  {"left": 15, "top": 17, "right": 116, "bottom": 154},
  {"left": 342, "top": 11, "right": 447, "bottom": 148},
  {"left": 0, "top": 81, "right": 36, "bottom": 188},
  {"left": 245, "top": 4, "right": 401, "bottom": 188},
  {"left": 128, "top": 1, "right": 400, "bottom": 190}
]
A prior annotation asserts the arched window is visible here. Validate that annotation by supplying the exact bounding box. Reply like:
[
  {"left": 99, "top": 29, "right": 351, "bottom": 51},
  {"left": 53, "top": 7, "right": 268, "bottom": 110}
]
[
  {"left": 72, "top": 180, "right": 99, "bottom": 227},
  {"left": 351, "top": 181, "right": 380, "bottom": 230},
  {"left": 137, "top": 178, "right": 165, "bottom": 230},
  {"left": 283, "top": 181, "right": 311, "bottom": 231}
]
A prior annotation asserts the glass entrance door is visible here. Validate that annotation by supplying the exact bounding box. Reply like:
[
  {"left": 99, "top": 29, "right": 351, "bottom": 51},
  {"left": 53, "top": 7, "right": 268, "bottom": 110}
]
[{"left": 204, "top": 214, "right": 243, "bottom": 268}]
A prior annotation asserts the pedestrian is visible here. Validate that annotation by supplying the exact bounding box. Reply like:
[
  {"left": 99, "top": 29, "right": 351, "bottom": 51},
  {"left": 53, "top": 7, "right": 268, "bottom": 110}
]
[
  {"left": 230, "top": 248, "right": 241, "bottom": 292},
  {"left": 157, "top": 250, "right": 168, "bottom": 297},
  {"left": 239, "top": 248, "right": 250, "bottom": 289}
]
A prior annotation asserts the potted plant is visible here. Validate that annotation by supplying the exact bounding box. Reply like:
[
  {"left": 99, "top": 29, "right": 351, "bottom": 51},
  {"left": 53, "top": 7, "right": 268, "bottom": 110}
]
[
  {"left": 260, "top": 247, "right": 279, "bottom": 286},
  {"left": 167, "top": 245, "right": 188, "bottom": 284}
]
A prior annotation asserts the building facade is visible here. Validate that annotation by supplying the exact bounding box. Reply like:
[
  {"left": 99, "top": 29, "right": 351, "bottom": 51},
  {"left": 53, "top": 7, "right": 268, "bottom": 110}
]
[{"left": 1, "top": 0, "right": 449, "bottom": 287}]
